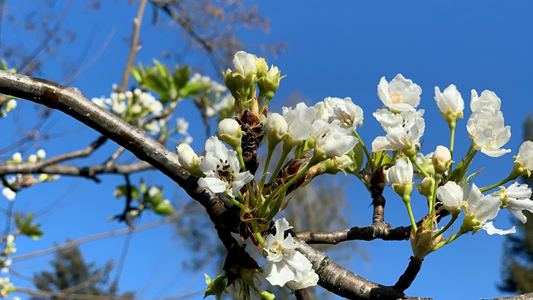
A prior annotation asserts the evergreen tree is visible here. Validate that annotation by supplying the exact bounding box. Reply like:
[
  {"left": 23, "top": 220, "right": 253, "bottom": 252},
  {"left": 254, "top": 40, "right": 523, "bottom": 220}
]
[
  {"left": 30, "top": 245, "right": 134, "bottom": 300},
  {"left": 499, "top": 114, "right": 533, "bottom": 294}
]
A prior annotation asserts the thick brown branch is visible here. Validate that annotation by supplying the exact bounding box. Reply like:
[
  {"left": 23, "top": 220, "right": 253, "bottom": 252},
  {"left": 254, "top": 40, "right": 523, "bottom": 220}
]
[
  {"left": 296, "top": 223, "right": 410, "bottom": 244},
  {"left": 0, "top": 161, "right": 152, "bottom": 182},
  {"left": 483, "top": 293, "right": 533, "bottom": 300},
  {"left": 393, "top": 257, "right": 422, "bottom": 293}
]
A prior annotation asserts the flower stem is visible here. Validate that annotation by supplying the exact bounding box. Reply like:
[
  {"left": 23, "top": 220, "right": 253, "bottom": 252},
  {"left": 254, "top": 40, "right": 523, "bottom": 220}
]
[
  {"left": 479, "top": 174, "right": 515, "bottom": 193},
  {"left": 260, "top": 142, "right": 276, "bottom": 190},
  {"left": 227, "top": 195, "right": 244, "bottom": 209},
  {"left": 432, "top": 214, "right": 458, "bottom": 240},
  {"left": 354, "top": 130, "right": 374, "bottom": 171},
  {"left": 251, "top": 220, "right": 265, "bottom": 246},
  {"left": 403, "top": 195, "right": 417, "bottom": 233},
  {"left": 267, "top": 146, "right": 291, "bottom": 185},
  {"left": 448, "top": 122, "right": 456, "bottom": 173},
  {"left": 431, "top": 227, "right": 467, "bottom": 252},
  {"left": 429, "top": 173, "right": 442, "bottom": 216},
  {"left": 409, "top": 154, "right": 429, "bottom": 178}
]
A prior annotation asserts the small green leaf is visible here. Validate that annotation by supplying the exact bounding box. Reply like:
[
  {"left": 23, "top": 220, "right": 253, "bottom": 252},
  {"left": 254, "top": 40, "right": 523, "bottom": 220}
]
[
  {"left": 114, "top": 185, "right": 139, "bottom": 200},
  {"left": 131, "top": 67, "right": 143, "bottom": 84},
  {"left": 179, "top": 82, "right": 211, "bottom": 98},
  {"left": 173, "top": 66, "right": 191, "bottom": 90},
  {"left": 145, "top": 71, "right": 170, "bottom": 94}
]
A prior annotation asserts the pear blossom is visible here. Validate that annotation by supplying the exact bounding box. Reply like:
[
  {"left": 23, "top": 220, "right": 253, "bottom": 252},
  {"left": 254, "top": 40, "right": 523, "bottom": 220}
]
[
  {"left": 176, "top": 143, "right": 201, "bottom": 173},
  {"left": 263, "top": 218, "right": 318, "bottom": 288},
  {"left": 377, "top": 74, "right": 422, "bottom": 112},
  {"left": 434, "top": 85, "right": 464, "bottom": 121},
  {"left": 10, "top": 152, "right": 21, "bottom": 164},
  {"left": 501, "top": 182, "right": 533, "bottom": 223},
  {"left": 436, "top": 181, "right": 463, "bottom": 215},
  {"left": 386, "top": 158, "right": 413, "bottom": 186},
  {"left": 313, "top": 102, "right": 329, "bottom": 122},
  {"left": 176, "top": 118, "right": 189, "bottom": 134},
  {"left": 233, "top": 51, "right": 256, "bottom": 77},
  {"left": 198, "top": 137, "right": 253, "bottom": 198},
  {"left": 324, "top": 97, "right": 364, "bottom": 130},
  {"left": 218, "top": 118, "right": 241, "bottom": 138},
  {"left": 282, "top": 103, "right": 316, "bottom": 142},
  {"left": 432, "top": 145, "right": 451, "bottom": 173},
  {"left": 466, "top": 107, "right": 511, "bottom": 157},
  {"left": 471, "top": 89, "right": 501, "bottom": 112},
  {"left": 2, "top": 188, "right": 15, "bottom": 201},
  {"left": 265, "top": 113, "right": 288, "bottom": 144},
  {"left": 312, "top": 120, "right": 358, "bottom": 158},
  {"left": 463, "top": 183, "right": 515, "bottom": 235},
  {"left": 371, "top": 109, "right": 425, "bottom": 153},
  {"left": 515, "top": 141, "right": 533, "bottom": 175}
]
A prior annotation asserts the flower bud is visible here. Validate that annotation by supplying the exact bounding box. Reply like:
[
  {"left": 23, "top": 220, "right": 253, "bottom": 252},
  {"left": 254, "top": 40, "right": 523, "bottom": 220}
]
[
  {"left": 320, "top": 155, "right": 353, "bottom": 175},
  {"left": 204, "top": 274, "right": 227, "bottom": 300},
  {"left": 176, "top": 143, "right": 203, "bottom": 177},
  {"left": 217, "top": 118, "right": 243, "bottom": 150},
  {"left": 27, "top": 154, "right": 37, "bottom": 163},
  {"left": 416, "top": 177, "right": 435, "bottom": 198},
  {"left": 432, "top": 145, "right": 451, "bottom": 174},
  {"left": 257, "top": 64, "right": 282, "bottom": 107},
  {"left": 5, "top": 99, "right": 16, "bottom": 112},
  {"left": 9, "top": 152, "right": 21, "bottom": 164},
  {"left": 265, "top": 113, "right": 288, "bottom": 146},
  {"left": 2, "top": 188, "right": 16, "bottom": 201},
  {"left": 387, "top": 158, "right": 413, "bottom": 197},
  {"left": 410, "top": 216, "right": 441, "bottom": 262},
  {"left": 36, "top": 149, "right": 46, "bottom": 161}
]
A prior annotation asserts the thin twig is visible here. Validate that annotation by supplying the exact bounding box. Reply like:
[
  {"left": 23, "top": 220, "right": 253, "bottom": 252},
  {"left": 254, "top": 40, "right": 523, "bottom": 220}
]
[
  {"left": 119, "top": 0, "right": 148, "bottom": 93},
  {"left": 11, "top": 215, "right": 179, "bottom": 262}
]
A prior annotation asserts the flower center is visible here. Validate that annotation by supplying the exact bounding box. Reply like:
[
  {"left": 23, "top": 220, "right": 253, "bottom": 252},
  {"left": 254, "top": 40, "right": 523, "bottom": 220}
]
[
  {"left": 390, "top": 92, "right": 403, "bottom": 104},
  {"left": 216, "top": 159, "right": 235, "bottom": 183}
]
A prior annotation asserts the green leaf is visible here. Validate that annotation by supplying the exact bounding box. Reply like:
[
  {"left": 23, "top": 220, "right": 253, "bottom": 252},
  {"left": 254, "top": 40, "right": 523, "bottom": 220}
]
[
  {"left": 140, "top": 179, "right": 147, "bottom": 196},
  {"left": 114, "top": 185, "right": 139, "bottom": 200},
  {"left": 15, "top": 213, "right": 44, "bottom": 240},
  {"left": 131, "top": 67, "right": 143, "bottom": 84},
  {"left": 179, "top": 82, "right": 211, "bottom": 98},
  {"left": 144, "top": 71, "right": 170, "bottom": 94},
  {"left": 153, "top": 201, "right": 175, "bottom": 215},
  {"left": 173, "top": 66, "right": 191, "bottom": 90}
]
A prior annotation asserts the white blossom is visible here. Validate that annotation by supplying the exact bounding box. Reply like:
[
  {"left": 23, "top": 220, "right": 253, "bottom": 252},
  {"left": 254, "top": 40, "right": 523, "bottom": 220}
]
[
  {"left": 11, "top": 153, "right": 21, "bottom": 164},
  {"left": 233, "top": 51, "right": 256, "bottom": 77},
  {"left": 515, "top": 141, "right": 533, "bottom": 173},
  {"left": 502, "top": 182, "right": 533, "bottom": 224},
  {"left": 266, "top": 113, "right": 288, "bottom": 140},
  {"left": 371, "top": 109, "right": 425, "bottom": 152},
  {"left": 463, "top": 183, "right": 515, "bottom": 235},
  {"left": 324, "top": 97, "right": 364, "bottom": 130},
  {"left": 198, "top": 137, "right": 253, "bottom": 197},
  {"left": 176, "top": 143, "right": 200, "bottom": 172},
  {"left": 36, "top": 149, "right": 46, "bottom": 161},
  {"left": 218, "top": 118, "right": 241, "bottom": 138},
  {"left": 282, "top": 103, "right": 316, "bottom": 142},
  {"left": 434, "top": 85, "right": 464, "bottom": 115},
  {"left": 471, "top": 89, "right": 501, "bottom": 112},
  {"left": 176, "top": 118, "right": 189, "bottom": 134},
  {"left": 5, "top": 99, "right": 16, "bottom": 112},
  {"left": 263, "top": 218, "right": 317, "bottom": 288},
  {"left": 437, "top": 181, "right": 463, "bottom": 214},
  {"left": 313, "top": 102, "right": 329, "bottom": 122},
  {"left": 1, "top": 188, "right": 15, "bottom": 201},
  {"left": 312, "top": 120, "right": 358, "bottom": 158},
  {"left": 466, "top": 107, "right": 511, "bottom": 157},
  {"left": 386, "top": 158, "right": 413, "bottom": 186},
  {"left": 377, "top": 74, "right": 422, "bottom": 112}
]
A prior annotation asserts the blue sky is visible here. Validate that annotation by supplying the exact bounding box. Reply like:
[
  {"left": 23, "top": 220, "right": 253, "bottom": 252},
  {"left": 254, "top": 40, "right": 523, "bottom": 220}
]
[{"left": 1, "top": 1, "right": 533, "bottom": 299}]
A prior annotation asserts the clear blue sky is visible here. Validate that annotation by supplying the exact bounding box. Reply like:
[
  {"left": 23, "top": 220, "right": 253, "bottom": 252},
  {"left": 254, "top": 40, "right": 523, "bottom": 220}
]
[{"left": 1, "top": 1, "right": 533, "bottom": 299}]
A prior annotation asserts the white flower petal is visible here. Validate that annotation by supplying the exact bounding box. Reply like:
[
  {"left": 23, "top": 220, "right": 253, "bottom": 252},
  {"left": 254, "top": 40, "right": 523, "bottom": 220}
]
[{"left": 482, "top": 222, "right": 516, "bottom": 235}]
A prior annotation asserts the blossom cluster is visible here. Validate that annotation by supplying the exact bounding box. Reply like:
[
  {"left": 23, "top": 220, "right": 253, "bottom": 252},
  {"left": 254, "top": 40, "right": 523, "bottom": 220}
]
[{"left": 179, "top": 51, "right": 533, "bottom": 296}]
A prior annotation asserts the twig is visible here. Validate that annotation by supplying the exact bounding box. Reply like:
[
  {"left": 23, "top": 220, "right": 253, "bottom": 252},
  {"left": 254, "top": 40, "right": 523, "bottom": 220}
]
[
  {"left": 119, "top": 0, "right": 148, "bottom": 93},
  {"left": 296, "top": 223, "right": 410, "bottom": 244},
  {"left": 19, "top": 0, "right": 75, "bottom": 74},
  {"left": 11, "top": 214, "right": 179, "bottom": 262},
  {"left": 393, "top": 256, "right": 422, "bottom": 293},
  {"left": 105, "top": 147, "right": 126, "bottom": 169},
  {"left": 295, "top": 289, "right": 311, "bottom": 300}
]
